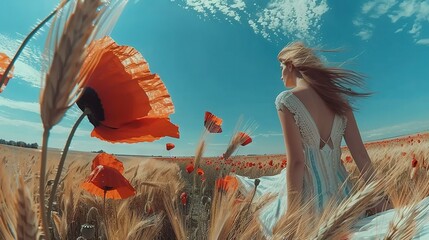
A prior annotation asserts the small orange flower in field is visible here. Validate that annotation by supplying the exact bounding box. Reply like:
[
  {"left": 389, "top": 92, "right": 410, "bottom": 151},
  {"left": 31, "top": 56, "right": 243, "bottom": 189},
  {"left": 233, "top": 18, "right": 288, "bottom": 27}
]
[
  {"left": 0, "top": 53, "right": 14, "bottom": 93},
  {"left": 401, "top": 152, "right": 407, "bottom": 156},
  {"left": 197, "top": 168, "right": 205, "bottom": 176},
  {"left": 76, "top": 36, "right": 179, "bottom": 143},
  {"left": 237, "top": 132, "right": 252, "bottom": 146},
  {"left": 186, "top": 163, "right": 194, "bottom": 173},
  {"left": 216, "top": 175, "right": 238, "bottom": 192},
  {"left": 180, "top": 192, "right": 187, "bottom": 205},
  {"left": 345, "top": 156, "right": 353, "bottom": 163},
  {"left": 166, "top": 143, "right": 175, "bottom": 151},
  {"left": 81, "top": 165, "right": 135, "bottom": 199},
  {"left": 204, "top": 111, "right": 223, "bottom": 133}
]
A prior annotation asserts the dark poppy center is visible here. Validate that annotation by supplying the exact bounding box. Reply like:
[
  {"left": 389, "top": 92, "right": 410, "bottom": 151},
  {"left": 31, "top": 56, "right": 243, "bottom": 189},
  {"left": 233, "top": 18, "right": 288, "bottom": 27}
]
[
  {"left": 103, "top": 186, "right": 114, "bottom": 191},
  {"left": 77, "top": 87, "right": 105, "bottom": 127}
]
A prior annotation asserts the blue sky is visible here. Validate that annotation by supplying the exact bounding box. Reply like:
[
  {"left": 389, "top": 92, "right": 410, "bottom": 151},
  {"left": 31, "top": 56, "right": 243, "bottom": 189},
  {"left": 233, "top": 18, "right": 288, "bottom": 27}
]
[{"left": 1, "top": 0, "right": 429, "bottom": 157}]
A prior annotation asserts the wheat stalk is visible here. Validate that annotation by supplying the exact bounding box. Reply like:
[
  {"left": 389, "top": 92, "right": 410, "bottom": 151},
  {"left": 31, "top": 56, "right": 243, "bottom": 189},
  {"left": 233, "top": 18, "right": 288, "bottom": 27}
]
[
  {"left": 38, "top": 0, "right": 111, "bottom": 237},
  {"left": 0, "top": 159, "right": 17, "bottom": 240},
  {"left": 15, "top": 177, "right": 39, "bottom": 240},
  {"left": 310, "top": 178, "right": 386, "bottom": 240}
]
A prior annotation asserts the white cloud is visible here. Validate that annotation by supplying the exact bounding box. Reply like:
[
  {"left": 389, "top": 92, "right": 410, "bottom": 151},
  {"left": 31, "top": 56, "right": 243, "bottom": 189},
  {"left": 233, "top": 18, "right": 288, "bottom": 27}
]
[
  {"left": 0, "top": 115, "right": 88, "bottom": 137},
  {"left": 0, "top": 96, "right": 83, "bottom": 121},
  {"left": 363, "top": 0, "right": 398, "bottom": 18},
  {"left": 184, "top": 0, "right": 246, "bottom": 22},
  {"left": 361, "top": 120, "right": 429, "bottom": 140},
  {"left": 358, "top": 0, "right": 429, "bottom": 41},
  {"left": 353, "top": 18, "right": 375, "bottom": 40},
  {"left": 251, "top": 0, "right": 329, "bottom": 41},
  {"left": 254, "top": 132, "right": 283, "bottom": 138},
  {"left": 0, "top": 33, "right": 42, "bottom": 88},
  {"left": 0, "top": 96, "right": 39, "bottom": 114},
  {"left": 178, "top": 0, "right": 329, "bottom": 41},
  {"left": 356, "top": 29, "right": 373, "bottom": 40},
  {"left": 416, "top": 38, "right": 429, "bottom": 44}
]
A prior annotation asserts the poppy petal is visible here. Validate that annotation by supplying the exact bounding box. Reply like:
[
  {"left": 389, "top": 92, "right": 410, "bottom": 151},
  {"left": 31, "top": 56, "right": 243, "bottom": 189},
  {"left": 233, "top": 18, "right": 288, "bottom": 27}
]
[
  {"left": 166, "top": 143, "right": 175, "bottom": 151},
  {"left": 92, "top": 117, "right": 179, "bottom": 143},
  {"left": 204, "top": 111, "right": 223, "bottom": 133},
  {"left": 91, "top": 153, "right": 124, "bottom": 173},
  {"left": 0, "top": 53, "right": 14, "bottom": 93},
  {"left": 81, "top": 165, "right": 135, "bottom": 199},
  {"left": 78, "top": 36, "right": 179, "bottom": 143}
]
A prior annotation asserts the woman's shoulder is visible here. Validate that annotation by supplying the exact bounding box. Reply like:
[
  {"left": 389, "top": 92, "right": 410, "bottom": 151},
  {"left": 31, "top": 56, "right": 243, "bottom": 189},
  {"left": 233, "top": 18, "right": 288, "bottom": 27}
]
[{"left": 275, "top": 90, "right": 294, "bottom": 110}]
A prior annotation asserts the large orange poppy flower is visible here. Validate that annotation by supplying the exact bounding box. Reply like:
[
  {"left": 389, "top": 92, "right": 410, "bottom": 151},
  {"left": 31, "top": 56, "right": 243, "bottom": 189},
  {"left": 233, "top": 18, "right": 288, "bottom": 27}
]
[
  {"left": 204, "top": 111, "right": 222, "bottom": 133},
  {"left": 81, "top": 165, "right": 135, "bottom": 199},
  {"left": 76, "top": 36, "right": 179, "bottom": 143},
  {"left": 0, "top": 53, "right": 14, "bottom": 93},
  {"left": 91, "top": 152, "right": 124, "bottom": 173}
]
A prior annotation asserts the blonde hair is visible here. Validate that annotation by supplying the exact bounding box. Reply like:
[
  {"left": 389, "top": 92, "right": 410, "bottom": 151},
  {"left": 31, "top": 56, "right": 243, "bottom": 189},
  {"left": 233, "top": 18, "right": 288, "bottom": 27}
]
[{"left": 277, "top": 42, "right": 370, "bottom": 115}]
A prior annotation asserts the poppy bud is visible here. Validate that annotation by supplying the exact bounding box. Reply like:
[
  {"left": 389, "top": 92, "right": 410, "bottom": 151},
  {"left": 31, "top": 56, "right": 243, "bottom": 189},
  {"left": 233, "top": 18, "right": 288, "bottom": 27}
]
[
  {"left": 180, "top": 192, "right": 187, "bottom": 205},
  {"left": 412, "top": 158, "right": 418, "bottom": 168},
  {"left": 254, "top": 178, "right": 260, "bottom": 187}
]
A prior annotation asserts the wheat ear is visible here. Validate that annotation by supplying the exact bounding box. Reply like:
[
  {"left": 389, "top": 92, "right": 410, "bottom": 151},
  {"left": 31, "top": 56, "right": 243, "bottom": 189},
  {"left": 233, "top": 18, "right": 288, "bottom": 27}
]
[
  {"left": 383, "top": 204, "right": 419, "bottom": 240},
  {"left": 38, "top": 0, "right": 105, "bottom": 238},
  {"left": 15, "top": 177, "right": 39, "bottom": 240},
  {"left": 310, "top": 178, "right": 385, "bottom": 240},
  {"left": 40, "top": 0, "right": 103, "bottom": 129}
]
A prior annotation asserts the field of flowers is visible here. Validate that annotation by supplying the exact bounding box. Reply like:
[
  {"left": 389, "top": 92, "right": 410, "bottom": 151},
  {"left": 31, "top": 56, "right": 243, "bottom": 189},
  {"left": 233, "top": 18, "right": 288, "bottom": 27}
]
[{"left": 1, "top": 131, "right": 429, "bottom": 239}]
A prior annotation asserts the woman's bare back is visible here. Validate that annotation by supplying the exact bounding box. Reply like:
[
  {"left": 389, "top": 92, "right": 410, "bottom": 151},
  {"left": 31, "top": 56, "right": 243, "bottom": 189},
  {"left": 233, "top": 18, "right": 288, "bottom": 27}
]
[{"left": 291, "top": 87, "right": 336, "bottom": 149}]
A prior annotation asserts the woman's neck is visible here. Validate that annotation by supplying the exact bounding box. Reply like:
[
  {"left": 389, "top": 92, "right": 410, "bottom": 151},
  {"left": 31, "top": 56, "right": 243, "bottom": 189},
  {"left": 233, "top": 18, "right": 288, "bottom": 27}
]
[{"left": 295, "top": 77, "right": 309, "bottom": 89}]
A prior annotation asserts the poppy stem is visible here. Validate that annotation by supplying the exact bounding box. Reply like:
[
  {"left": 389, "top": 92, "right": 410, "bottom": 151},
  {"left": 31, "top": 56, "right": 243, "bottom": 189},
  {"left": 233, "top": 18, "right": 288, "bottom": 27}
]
[
  {"left": 0, "top": 0, "right": 70, "bottom": 88},
  {"left": 103, "top": 189, "right": 107, "bottom": 218},
  {"left": 47, "top": 109, "right": 89, "bottom": 228},
  {"left": 40, "top": 128, "right": 52, "bottom": 240}
]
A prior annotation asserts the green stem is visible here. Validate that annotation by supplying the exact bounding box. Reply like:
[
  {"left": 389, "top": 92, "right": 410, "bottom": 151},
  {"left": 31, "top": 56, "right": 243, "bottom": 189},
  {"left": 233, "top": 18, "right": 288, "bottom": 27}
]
[
  {"left": 47, "top": 109, "right": 88, "bottom": 227},
  {"left": 40, "top": 128, "right": 51, "bottom": 240},
  {"left": 0, "top": 1, "right": 70, "bottom": 88}
]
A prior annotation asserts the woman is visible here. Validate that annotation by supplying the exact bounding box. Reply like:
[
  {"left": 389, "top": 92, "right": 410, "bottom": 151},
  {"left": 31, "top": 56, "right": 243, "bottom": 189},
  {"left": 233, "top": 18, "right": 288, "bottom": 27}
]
[{"left": 236, "top": 42, "right": 394, "bottom": 236}]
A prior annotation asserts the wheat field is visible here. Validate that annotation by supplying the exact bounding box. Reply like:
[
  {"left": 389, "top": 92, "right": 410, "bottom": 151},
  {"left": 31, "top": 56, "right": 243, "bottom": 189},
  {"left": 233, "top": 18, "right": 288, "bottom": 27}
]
[{"left": 1, "top": 132, "right": 429, "bottom": 239}]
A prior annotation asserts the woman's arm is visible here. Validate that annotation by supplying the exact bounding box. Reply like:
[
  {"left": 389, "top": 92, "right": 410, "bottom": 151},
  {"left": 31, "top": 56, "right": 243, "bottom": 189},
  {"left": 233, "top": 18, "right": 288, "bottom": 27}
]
[
  {"left": 343, "top": 109, "right": 376, "bottom": 182},
  {"left": 277, "top": 108, "right": 306, "bottom": 211},
  {"left": 343, "top": 109, "right": 392, "bottom": 213}
]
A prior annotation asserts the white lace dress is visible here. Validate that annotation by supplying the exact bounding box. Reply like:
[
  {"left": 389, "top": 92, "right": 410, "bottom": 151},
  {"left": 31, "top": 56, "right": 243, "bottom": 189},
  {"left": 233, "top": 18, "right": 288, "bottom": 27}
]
[
  {"left": 236, "top": 90, "right": 353, "bottom": 235},
  {"left": 236, "top": 90, "right": 429, "bottom": 239}
]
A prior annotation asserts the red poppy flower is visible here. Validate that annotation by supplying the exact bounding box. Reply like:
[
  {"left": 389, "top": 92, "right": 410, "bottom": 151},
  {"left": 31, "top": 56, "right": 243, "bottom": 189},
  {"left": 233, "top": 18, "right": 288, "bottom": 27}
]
[
  {"left": 216, "top": 175, "right": 238, "bottom": 192},
  {"left": 204, "top": 111, "right": 222, "bottom": 133},
  {"left": 197, "top": 168, "right": 205, "bottom": 176},
  {"left": 237, "top": 132, "right": 252, "bottom": 146},
  {"left": 186, "top": 164, "right": 194, "bottom": 174},
  {"left": 91, "top": 153, "right": 124, "bottom": 173},
  {"left": 166, "top": 143, "right": 175, "bottom": 151},
  {"left": 345, "top": 156, "right": 353, "bottom": 163},
  {"left": 0, "top": 53, "right": 14, "bottom": 93},
  {"left": 180, "top": 192, "right": 187, "bottom": 205},
  {"left": 412, "top": 158, "right": 418, "bottom": 168},
  {"left": 76, "top": 36, "right": 179, "bottom": 143},
  {"left": 81, "top": 165, "right": 135, "bottom": 199}
]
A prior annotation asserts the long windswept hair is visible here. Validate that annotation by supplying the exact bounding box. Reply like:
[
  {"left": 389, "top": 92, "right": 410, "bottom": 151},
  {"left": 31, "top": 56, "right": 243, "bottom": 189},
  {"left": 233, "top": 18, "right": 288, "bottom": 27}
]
[{"left": 277, "top": 42, "right": 370, "bottom": 115}]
